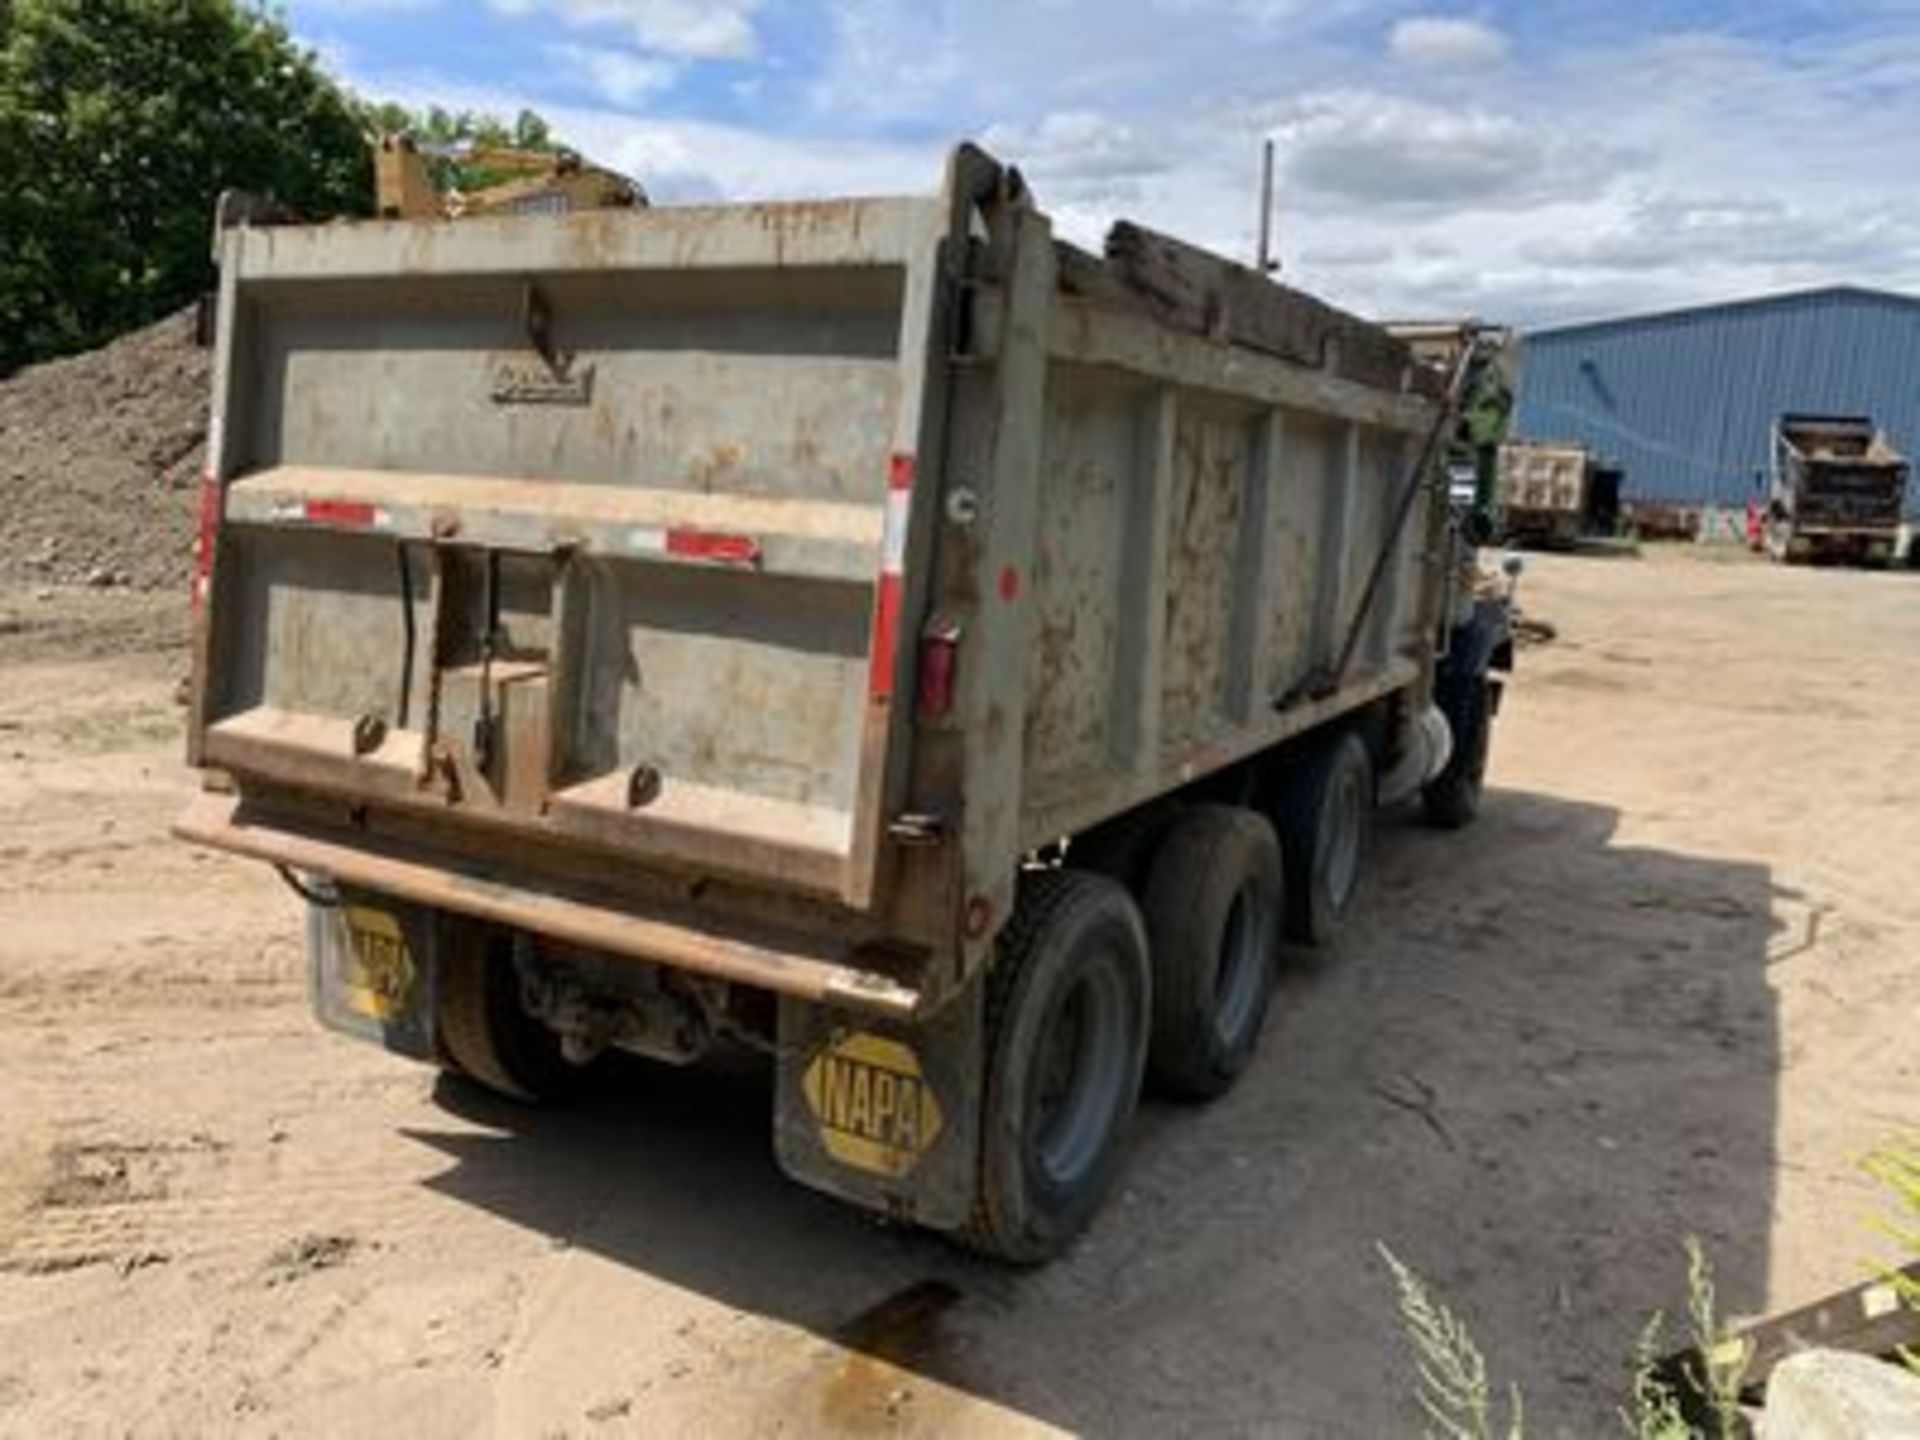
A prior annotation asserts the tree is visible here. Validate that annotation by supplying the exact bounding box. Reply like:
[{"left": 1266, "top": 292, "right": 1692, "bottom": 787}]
[{"left": 0, "top": 0, "right": 369, "bottom": 374}]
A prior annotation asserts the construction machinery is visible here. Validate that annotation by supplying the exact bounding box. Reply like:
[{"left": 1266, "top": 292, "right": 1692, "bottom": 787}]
[
  {"left": 374, "top": 133, "right": 646, "bottom": 221},
  {"left": 177, "top": 143, "right": 1513, "bottom": 1261},
  {"left": 1766, "top": 414, "right": 1909, "bottom": 565},
  {"left": 1387, "top": 322, "right": 1514, "bottom": 531}
]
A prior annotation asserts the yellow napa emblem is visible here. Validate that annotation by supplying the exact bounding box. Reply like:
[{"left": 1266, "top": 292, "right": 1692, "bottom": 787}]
[
  {"left": 341, "top": 907, "right": 416, "bottom": 1022},
  {"left": 802, "top": 1032, "right": 944, "bottom": 1178}
]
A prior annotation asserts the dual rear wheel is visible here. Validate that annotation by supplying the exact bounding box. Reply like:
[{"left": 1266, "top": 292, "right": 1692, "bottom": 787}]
[
  {"left": 436, "top": 927, "right": 577, "bottom": 1103},
  {"left": 434, "top": 728, "right": 1395, "bottom": 1265},
  {"left": 968, "top": 732, "right": 1379, "bottom": 1261}
]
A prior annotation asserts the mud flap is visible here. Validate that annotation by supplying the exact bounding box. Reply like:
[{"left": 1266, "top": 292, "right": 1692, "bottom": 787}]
[
  {"left": 773, "top": 985, "right": 983, "bottom": 1232},
  {"left": 305, "top": 885, "right": 441, "bottom": 1063}
]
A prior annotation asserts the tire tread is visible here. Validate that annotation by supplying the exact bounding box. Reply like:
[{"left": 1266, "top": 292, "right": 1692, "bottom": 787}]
[
  {"left": 961, "top": 870, "right": 1147, "bottom": 1263},
  {"left": 1142, "top": 806, "right": 1282, "bottom": 1100}
]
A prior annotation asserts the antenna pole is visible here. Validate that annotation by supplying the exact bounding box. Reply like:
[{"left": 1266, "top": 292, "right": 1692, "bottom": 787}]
[{"left": 1256, "top": 139, "right": 1278, "bottom": 274}]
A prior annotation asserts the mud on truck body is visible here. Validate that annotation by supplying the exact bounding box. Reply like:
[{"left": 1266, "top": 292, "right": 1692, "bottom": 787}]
[{"left": 176, "top": 145, "right": 1513, "bottom": 1261}]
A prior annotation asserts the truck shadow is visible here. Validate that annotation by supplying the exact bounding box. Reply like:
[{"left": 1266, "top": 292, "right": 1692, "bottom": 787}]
[{"left": 406, "top": 786, "right": 1784, "bottom": 1436}]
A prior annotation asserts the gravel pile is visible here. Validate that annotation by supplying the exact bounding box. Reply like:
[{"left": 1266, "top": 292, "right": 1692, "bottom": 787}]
[{"left": 0, "top": 311, "right": 208, "bottom": 593}]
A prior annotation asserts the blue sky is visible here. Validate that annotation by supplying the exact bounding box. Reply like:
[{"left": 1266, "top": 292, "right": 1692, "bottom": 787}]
[{"left": 285, "top": 0, "right": 1920, "bottom": 327}]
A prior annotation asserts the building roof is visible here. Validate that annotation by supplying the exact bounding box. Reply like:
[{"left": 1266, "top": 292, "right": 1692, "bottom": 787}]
[{"left": 1528, "top": 285, "right": 1920, "bottom": 344}]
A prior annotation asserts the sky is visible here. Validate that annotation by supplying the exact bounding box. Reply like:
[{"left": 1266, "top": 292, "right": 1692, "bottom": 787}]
[{"left": 285, "top": 0, "right": 1920, "bottom": 330}]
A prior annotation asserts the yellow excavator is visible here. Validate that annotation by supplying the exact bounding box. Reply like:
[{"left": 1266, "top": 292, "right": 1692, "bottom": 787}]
[{"left": 374, "top": 133, "right": 648, "bottom": 220}]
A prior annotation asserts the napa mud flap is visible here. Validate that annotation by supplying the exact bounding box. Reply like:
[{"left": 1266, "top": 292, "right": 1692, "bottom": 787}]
[
  {"left": 774, "top": 986, "right": 983, "bottom": 1230},
  {"left": 305, "top": 885, "right": 441, "bottom": 1063}
]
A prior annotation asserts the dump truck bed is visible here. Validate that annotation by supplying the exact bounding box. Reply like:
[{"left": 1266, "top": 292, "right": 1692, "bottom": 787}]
[
  {"left": 1767, "top": 414, "right": 1909, "bottom": 564},
  {"left": 1496, "top": 440, "right": 1589, "bottom": 534},
  {"left": 182, "top": 147, "right": 1453, "bottom": 1018},
  {"left": 1773, "top": 415, "right": 1909, "bottom": 528}
]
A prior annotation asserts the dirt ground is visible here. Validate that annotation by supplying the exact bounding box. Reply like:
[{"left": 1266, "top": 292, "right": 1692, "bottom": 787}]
[{"left": 0, "top": 547, "right": 1915, "bottom": 1438}]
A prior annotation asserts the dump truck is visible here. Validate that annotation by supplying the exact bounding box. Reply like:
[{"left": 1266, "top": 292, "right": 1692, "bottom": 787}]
[
  {"left": 1766, "top": 414, "right": 1910, "bottom": 565},
  {"left": 1495, "top": 438, "right": 1621, "bottom": 547},
  {"left": 175, "top": 144, "right": 1513, "bottom": 1261}
]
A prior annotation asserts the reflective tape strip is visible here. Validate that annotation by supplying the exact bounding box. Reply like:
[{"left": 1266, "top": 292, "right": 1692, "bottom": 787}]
[
  {"left": 192, "top": 471, "right": 221, "bottom": 610},
  {"left": 881, "top": 489, "right": 911, "bottom": 575},
  {"left": 667, "top": 528, "right": 761, "bottom": 566},
  {"left": 268, "top": 498, "right": 391, "bottom": 530},
  {"left": 868, "top": 572, "right": 903, "bottom": 703},
  {"left": 868, "top": 454, "right": 916, "bottom": 702},
  {"left": 628, "top": 526, "right": 762, "bottom": 567}
]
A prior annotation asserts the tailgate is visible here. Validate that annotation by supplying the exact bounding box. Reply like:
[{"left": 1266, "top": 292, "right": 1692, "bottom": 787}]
[
  {"left": 1799, "top": 460, "right": 1909, "bottom": 528},
  {"left": 193, "top": 197, "right": 950, "bottom": 909}
]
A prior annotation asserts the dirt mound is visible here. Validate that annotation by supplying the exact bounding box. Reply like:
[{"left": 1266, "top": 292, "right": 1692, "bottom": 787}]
[{"left": 0, "top": 311, "right": 207, "bottom": 593}]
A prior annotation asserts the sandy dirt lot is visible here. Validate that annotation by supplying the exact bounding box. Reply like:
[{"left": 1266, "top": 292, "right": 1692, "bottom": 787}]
[{"left": 0, "top": 548, "right": 1915, "bottom": 1437}]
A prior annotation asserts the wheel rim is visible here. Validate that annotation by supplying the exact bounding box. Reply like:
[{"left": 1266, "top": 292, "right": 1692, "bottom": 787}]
[
  {"left": 1322, "top": 762, "right": 1365, "bottom": 910},
  {"left": 1213, "top": 889, "right": 1266, "bottom": 1046},
  {"left": 1030, "top": 948, "right": 1132, "bottom": 1189}
]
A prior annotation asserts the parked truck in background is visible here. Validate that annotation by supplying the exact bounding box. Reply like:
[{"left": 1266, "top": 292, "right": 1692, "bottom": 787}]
[
  {"left": 174, "top": 144, "right": 1513, "bottom": 1261},
  {"left": 1766, "top": 414, "right": 1910, "bottom": 566},
  {"left": 1495, "top": 438, "right": 1622, "bottom": 548}
]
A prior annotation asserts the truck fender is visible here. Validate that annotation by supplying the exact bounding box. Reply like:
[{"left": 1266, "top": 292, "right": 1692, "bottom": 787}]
[{"left": 1441, "top": 597, "right": 1513, "bottom": 685}]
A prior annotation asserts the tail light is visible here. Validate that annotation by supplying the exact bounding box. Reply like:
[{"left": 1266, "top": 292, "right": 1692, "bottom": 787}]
[{"left": 916, "top": 616, "right": 962, "bottom": 721}]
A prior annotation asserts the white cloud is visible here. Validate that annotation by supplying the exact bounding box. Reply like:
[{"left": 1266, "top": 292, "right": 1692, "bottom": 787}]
[
  {"left": 1266, "top": 90, "right": 1637, "bottom": 213},
  {"left": 547, "top": 42, "right": 679, "bottom": 107},
  {"left": 1297, "top": 240, "right": 1396, "bottom": 269},
  {"left": 486, "top": 0, "right": 761, "bottom": 61},
  {"left": 1388, "top": 15, "right": 1510, "bottom": 69},
  {"left": 316, "top": 3, "right": 1920, "bottom": 330},
  {"left": 1521, "top": 192, "right": 1915, "bottom": 277},
  {"left": 803, "top": 0, "right": 1376, "bottom": 124},
  {"left": 980, "top": 111, "right": 1173, "bottom": 207}
]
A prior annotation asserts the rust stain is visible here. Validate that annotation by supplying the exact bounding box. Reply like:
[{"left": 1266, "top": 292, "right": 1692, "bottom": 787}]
[
  {"left": 817, "top": 1279, "right": 962, "bottom": 1435},
  {"left": 689, "top": 440, "right": 747, "bottom": 493}
]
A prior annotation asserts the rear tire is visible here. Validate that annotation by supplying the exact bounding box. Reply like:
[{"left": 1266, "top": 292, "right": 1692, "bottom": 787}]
[
  {"left": 963, "top": 870, "right": 1150, "bottom": 1264},
  {"left": 437, "top": 927, "right": 577, "bottom": 1103},
  {"left": 1141, "top": 806, "right": 1283, "bottom": 1100},
  {"left": 1274, "top": 731, "right": 1373, "bottom": 947},
  {"left": 1423, "top": 678, "right": 1493, "bottom": 830}
]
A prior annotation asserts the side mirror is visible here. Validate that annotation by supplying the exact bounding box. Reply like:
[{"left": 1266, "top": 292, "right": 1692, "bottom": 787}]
[{"left": 1501, "top": 554, "right": 1526, "bottom": 580}]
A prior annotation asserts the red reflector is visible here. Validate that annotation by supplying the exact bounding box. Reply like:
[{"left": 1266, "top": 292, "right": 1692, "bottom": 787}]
[
  {"left": 868, "top": 574, "right": 902, "bottom": 702},
  {"left": 916, "top": 618, "right": 961, "bottom": 720},
  {"left": 304, "top": 499, "right": 380, "bottom": 528},
  {"left": 666, "top": 528, "right": 761, "bottom": 567},
  {"left": 192, "top": 473, "right": 221, "bottom": 610}
]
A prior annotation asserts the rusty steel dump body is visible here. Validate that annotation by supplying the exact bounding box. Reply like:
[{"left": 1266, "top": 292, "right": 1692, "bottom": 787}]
[
  {"left": 1767, "top": 414, "right": 1910, "bottom": 565},
  {"left": 176, "top": 145, "right": 1469, "bottom": 1235}
]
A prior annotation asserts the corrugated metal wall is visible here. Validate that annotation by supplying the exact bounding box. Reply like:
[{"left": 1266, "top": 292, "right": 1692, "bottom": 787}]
[{"left": 1512, "top": 287, "right": 1920, "bottom": 513}]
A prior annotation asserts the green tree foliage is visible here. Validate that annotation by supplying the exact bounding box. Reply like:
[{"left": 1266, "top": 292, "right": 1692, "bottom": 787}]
[{"left": 0, "top": 0, "right": 369, "bottom": 374}]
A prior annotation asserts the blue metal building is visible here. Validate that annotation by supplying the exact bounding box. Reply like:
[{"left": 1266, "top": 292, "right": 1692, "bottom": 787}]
[{"left": 1512, "top": 286, "right": 1920, "bottom": 513}]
